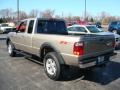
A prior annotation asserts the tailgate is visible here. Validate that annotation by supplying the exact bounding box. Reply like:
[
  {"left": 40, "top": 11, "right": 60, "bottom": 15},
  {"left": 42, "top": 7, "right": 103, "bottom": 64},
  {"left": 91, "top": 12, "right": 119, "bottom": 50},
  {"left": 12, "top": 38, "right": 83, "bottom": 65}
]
[{"left": 83, "top": 34, "right": 115, "bottom": 58}]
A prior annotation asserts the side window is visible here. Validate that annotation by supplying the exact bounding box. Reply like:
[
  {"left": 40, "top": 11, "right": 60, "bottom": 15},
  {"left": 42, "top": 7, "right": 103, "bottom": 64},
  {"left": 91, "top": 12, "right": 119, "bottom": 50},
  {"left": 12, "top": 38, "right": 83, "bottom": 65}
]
[
  {"left": 28, "top": 20, "right": 34, "bottom": 34},
  {"left": 76, "top": 27, "right": 87, "bottom": 32},
  {"left": 46, "top": 21, "right": 56, "bottom": 34},
  {"left": 67, "top": 27, "right": 74, "bottom": 31},
  {"left": 37, "top": 20, "right": 46, "bottom": 33},
  {"left": 18, "top": 21, "right": 27, "bottom": 33},
  {"left": 45, "top": 21, "right": 67, "bottom": 34},
  {"left": 56, "top": 21, "right": 67, "bottom": 34}
]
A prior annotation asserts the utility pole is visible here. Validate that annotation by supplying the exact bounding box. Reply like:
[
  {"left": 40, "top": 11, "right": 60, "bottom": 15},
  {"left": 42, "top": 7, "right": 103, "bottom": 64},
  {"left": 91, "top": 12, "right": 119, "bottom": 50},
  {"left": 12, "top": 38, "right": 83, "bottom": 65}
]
[
  {"left": 17, "top": 0, "right": 19, "bottom": 23},
  {"left": 85, "top": 0, "right": 86, "bottom": 21}
]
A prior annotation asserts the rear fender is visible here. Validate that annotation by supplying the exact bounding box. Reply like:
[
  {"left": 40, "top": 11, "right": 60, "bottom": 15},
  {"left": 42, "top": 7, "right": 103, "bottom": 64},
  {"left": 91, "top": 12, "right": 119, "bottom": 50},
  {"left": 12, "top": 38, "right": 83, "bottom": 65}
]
[{"left": 40, "top": 42, "right": 65, "bottom": 64}]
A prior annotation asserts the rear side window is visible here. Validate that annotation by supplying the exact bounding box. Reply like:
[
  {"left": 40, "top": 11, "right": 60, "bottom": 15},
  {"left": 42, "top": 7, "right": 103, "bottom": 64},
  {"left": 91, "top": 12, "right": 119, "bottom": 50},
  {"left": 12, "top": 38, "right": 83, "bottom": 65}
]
[
  {"left": 55, "top": 21, "right": 67, "bottom": 34},
  {"left": 68, "top": 27, "right": 87, "bottom": 32},
  {"left": 37, "top": 20, "right": 67, "bottom": 35},
  {"left": 67, "top": 27, "right": 74, "bottom": 31},
  {"left": 28, "top": 20, "right": 34, "bottom": 34},
  {"left": 76, "top": 27, "right": 87, "bottom": 32},
  {"left": 37, "top": 20, "right": 46, "bottom": 33}
]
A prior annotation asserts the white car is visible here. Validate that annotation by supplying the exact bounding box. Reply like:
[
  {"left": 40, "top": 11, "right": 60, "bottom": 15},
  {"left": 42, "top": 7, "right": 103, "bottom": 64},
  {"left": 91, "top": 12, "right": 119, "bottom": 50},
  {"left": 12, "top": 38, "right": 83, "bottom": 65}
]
[
  {"left": 0, "top": 23, "right": 13, "bottom": 34},
  {"left": 67, "top": 24, "right": 120, "bottom": 48}
]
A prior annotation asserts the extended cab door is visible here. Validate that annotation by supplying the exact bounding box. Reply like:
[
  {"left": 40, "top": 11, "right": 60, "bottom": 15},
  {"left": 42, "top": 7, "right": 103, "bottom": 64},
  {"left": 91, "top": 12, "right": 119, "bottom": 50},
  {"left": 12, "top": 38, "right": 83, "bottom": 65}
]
[
  {"left": 20, "top": 19, "right": 35, "bottom": 53},
  {"left": 13, "top": 20, "right": 28, "bottom": 50}
]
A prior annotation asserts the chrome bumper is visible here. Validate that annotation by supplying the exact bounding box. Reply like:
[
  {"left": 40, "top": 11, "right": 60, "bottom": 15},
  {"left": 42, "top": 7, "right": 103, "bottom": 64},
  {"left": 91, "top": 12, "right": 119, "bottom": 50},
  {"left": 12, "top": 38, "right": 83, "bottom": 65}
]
[
  {"left": 79, "top": 52, "right": 116, "bottom": 68},
  {"left": 79, "top": 61, "right": 96, "bottom": 68}
]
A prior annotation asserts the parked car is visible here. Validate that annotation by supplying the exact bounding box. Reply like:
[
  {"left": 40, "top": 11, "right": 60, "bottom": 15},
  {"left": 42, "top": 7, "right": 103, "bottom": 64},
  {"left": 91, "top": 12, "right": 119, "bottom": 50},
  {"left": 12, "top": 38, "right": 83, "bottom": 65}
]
[
  {"left": 6, "top": 18, "right": 115, "bottom": 80},
  {"left": 67, "top": 24, "right": 120, "bottom": 48},
  {"left": 0, "top": 23, "right": 14, "bottom": 34},
  {"left": 108, "top": 21, "right": 120, "bottom": 34}
]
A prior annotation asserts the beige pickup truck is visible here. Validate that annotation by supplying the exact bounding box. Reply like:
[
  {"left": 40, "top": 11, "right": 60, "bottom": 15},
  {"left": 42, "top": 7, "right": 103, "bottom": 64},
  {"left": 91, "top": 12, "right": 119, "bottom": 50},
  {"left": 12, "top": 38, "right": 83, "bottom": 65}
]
[{"left": 6, "top": 18, "right": 115, "bottom": 80}]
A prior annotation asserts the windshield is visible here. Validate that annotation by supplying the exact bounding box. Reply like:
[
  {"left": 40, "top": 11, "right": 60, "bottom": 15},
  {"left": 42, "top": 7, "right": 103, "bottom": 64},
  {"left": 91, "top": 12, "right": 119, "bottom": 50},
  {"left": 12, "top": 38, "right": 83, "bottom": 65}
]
[
  {"left": 86, "top": 26, "right": 103, "bottom": 33},
  {"left": 1, "top": 24, "right": 9, "bottom": 27}
]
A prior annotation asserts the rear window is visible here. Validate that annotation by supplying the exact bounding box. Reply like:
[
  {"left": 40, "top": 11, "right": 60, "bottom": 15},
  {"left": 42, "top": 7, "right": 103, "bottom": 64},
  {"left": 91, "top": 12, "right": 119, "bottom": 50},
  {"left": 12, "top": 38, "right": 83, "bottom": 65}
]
[
  {"left": 86, "top": 26, "right": 103, "bottom": 33},
  {"left": 37, "top": 20, "right": 68, "bottom": 35}
]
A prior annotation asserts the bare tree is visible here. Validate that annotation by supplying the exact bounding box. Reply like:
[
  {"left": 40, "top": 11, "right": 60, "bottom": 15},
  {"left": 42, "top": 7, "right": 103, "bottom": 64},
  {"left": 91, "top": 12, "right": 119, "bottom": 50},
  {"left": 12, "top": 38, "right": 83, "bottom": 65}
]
[
  {"left": 29, "top": 9, "right": 39, "bottom": 18},
  {"left": 99, "top": 11, "right": 110, "bottom": 21},
  {"left": 19, "top": 11, "right": 28, "bottom": 20},
  {"left": 0, "top": 8, "right": 13, "bottom": 18},
  {"left": 66, "top": 14, "right": 72, "bottom": 22},
  {"left": 55, "top": 15, "right": 61, "bottom": 19},
  {"left": 72, "top": 16, "right": 80, "bottom": 21},
  {"left": 40, "top": 9, "right": 55, "bottom": 18},
  {"left": 81, "top": 11, "right": 92, "bottom": 21}
]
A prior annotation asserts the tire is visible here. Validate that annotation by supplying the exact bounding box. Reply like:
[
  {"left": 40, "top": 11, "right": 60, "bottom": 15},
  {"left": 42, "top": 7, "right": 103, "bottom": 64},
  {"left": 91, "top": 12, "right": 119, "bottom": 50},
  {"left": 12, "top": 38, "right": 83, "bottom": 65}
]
[
  {"left": 43, "top": 52, "right": 62, "bottom": 80},
  {"left": 7, "top": 41, "right": 16, "bottom": 57}
]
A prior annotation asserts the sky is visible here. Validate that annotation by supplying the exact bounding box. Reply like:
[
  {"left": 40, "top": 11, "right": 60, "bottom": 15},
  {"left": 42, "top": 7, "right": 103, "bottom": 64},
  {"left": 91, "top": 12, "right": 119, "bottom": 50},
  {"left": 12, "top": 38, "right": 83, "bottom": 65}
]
[{"left": 0, "top": 0, "right": 120, "bottom": 17}]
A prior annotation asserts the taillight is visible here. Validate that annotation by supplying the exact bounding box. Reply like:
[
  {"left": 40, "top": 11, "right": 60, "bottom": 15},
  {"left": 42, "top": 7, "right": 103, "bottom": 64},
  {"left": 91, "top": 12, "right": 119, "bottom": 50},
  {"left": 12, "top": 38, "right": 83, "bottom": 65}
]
[{"left": 73, "top": 42, "right": 84, "bottom": 56}]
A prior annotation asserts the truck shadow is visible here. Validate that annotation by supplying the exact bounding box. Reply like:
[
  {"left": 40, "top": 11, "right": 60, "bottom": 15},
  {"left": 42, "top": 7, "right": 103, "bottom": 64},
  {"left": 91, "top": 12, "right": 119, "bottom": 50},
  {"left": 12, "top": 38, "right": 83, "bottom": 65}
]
[{"left": 61, "top": 61, "right": 120, "bottom": 85}]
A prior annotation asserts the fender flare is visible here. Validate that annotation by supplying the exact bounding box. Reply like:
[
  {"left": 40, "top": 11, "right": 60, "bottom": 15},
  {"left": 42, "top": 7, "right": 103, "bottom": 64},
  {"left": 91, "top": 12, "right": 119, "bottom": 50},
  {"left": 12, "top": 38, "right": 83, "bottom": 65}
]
[{"left": 40, "top": 42, "right": 65, "bottom": 64}]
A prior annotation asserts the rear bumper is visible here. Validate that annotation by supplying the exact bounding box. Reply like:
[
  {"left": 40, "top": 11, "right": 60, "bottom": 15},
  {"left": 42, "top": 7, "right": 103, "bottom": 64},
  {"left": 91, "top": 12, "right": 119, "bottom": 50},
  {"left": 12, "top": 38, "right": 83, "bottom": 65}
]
[
  {"left": 61, "top": 52, "right": 115, "bottom": 68},
  {"left": 79, "top": 54, "right": 110, "bottom": 68},
  {"left": 79, "top": 52, "right": 116, "bottom": 68}
]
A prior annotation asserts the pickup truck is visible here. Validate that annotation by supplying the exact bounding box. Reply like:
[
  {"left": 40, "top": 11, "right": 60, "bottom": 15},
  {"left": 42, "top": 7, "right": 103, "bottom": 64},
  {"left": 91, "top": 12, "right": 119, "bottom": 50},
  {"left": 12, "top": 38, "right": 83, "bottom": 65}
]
[{"left": 6, "top": 18, "right": 115, "bottom": 80}]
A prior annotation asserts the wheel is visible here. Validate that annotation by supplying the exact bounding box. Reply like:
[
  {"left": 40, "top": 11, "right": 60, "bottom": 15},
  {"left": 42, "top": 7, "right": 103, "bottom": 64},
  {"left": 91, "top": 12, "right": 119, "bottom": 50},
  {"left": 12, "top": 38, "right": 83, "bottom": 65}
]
[
  {"left": 7, "top": 41, "right": 16, "bottom": 57},
  {"left": 113, "top": 30, "right": 117, "bottom": 34},
  {"left": 43, "top": 52, "right": 62, "bottom": 80}
]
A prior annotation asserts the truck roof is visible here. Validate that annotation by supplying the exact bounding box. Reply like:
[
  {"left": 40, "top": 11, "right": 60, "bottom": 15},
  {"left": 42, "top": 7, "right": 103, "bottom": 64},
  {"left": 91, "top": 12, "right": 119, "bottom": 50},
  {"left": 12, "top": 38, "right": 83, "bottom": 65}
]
[{"left": 21, "top": 18, "right": 65, "bottom": 21}]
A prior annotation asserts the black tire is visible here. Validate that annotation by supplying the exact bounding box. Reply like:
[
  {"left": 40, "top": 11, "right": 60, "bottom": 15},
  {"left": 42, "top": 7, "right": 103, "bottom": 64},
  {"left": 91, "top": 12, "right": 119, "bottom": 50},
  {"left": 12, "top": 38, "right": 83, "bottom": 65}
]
[
  {"left": 7, "top": 41, "right": 16, "bottom": 57},
  {"left": 43, "top": 52, "right": 62, "bottom": 80}
]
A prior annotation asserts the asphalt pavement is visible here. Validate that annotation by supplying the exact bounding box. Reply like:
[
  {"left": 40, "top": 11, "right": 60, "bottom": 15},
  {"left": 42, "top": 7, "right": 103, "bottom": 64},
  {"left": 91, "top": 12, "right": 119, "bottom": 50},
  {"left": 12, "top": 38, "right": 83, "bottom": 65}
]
[{"left": 0, "top": 34, "right": 120, "bottom": 90}]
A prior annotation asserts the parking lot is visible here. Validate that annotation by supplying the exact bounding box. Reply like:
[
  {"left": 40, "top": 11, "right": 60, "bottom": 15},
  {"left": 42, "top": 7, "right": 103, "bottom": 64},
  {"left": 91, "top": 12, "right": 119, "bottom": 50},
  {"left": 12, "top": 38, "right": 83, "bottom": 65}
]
[{"left": 0, "top": 34, "right": 120, "bottom": 90}]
